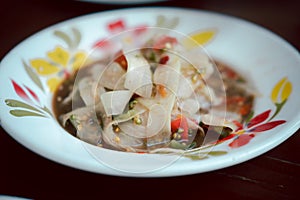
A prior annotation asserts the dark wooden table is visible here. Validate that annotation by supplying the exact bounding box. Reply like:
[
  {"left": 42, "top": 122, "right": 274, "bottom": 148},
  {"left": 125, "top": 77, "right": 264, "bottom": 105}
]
[{"left": 1, "top": 0, "right": 300, "bottom": 199}]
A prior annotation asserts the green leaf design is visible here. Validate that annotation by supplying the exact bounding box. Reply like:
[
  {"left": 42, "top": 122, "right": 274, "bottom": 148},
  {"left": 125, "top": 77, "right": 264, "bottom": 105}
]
[
  {"left": 54, "top": 30, "right": 73, "bottom": 49},
  {"left": 41, "top": 106, "right": 53, "bottom": 117},
  {"left": 54, "top": 28, "right": 81, "bottom": 49},
  {"left": 155, "top": 15, "right": 179, "bottom": 29},
  {"left": 268, "top": 100, "right": 287, "bottom": 121},
  {"left": 167, "top": 17, "right": 179, "bottom": 29},
  {"left": 72, "top": 28, "right": 81, "bottom": 48},
  {"left": 243, "top": 110, "right": 254, "bottom": 124},
  {"left": 10, "top": 109, "right": 46, "bottom": 117},
  {"left": 207, "top": 151, "right": 228, "bottom": 156},
  {"left": 156, "top": 15, "right": 165, "bottom": 27},
  {"left": 5, "top": 99, "right": 44, "bottom": 114},
  {"left": 184, "top": 150, "right": 228, "bottom": 160},
  {"left": 185, "top": 154, "right": 208, "bottom": 160},
  {"left": 23, "top": 60, "right": 44, "bottom": 92}
]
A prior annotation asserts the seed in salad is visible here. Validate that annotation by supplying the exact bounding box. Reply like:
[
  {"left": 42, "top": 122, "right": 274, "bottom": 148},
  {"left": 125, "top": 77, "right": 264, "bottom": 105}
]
[
  {"left": 57, "top": 96, "right": 62, "bottom": 102},
  {"left": 134, "top": 116, "right": 142, "bottom": 125},
  {"left": 114, "top": 136, "right": 120, "bottom": 143},
  {"left": 172, "top": 133, "right": 181, "bottom": 140},
  {"left": 113, "top": 125, "right": 120, "bottom": 133},
  {"left": 129, "top": 100, "right": 138, "bottom": 109},
  {"left": 192, "top": 74, "right": 199, "bottom": 83},
  {"left": 177, "top": 127, "right": 184, "bottom": 134}
]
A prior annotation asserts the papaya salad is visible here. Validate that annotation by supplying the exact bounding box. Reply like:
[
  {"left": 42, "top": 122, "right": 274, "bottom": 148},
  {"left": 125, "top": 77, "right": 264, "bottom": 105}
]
[{"left": 53, "top": 31, "right": 255, "bottom": 153}]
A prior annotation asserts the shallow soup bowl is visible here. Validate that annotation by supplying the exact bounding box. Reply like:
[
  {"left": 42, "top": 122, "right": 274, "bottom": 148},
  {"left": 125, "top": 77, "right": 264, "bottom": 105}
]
[{"left": 1, "top": 7, "right": 300, "bottom": 177}]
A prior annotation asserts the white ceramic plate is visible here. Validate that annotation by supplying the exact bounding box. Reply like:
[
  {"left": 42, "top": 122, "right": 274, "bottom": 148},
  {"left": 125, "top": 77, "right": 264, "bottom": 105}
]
[
  {"left": 0, "top": 195, "right": 31, "bottom": 200},
  {"left": 1, "top": 7, "right": 300, "bottom": 177}
]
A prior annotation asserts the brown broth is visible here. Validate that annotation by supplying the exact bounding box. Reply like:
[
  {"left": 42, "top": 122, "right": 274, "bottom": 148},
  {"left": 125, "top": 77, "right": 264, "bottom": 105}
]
[
  {"left": 52, "top": 65, "right": 91, "bottom": 136},
  {"left": 53, "top": 72, "right": 78, "bottom": 136}
]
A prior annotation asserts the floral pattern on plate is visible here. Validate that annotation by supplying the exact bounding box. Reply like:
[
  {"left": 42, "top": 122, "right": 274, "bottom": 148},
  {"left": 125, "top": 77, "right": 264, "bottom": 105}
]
[{"left": 4, "top": 16, "right": 291, "bottom": 159}]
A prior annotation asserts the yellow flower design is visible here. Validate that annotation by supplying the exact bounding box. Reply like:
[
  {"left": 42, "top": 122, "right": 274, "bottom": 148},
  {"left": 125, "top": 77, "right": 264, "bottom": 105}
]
[
  {"left": 183, "top": 29, "right": 216, "bottom": 49},
  {"left": 271, "top": 77, "right": 292, "bottom": 104},
  {"left": 269, "top": 77, "right": 292, "bottom": 120},
  {"left": 30, "top": 46, "right": 87, "bottom": 92},
  {"left": 30, "top": 59, "right": 60, "bottom": 75},
  {"left": 72, "top": 51, "right": 87, "bottom": 71},
  {"left": 47, "top": 77, "right": 61, "bottom": 93},
  {"left": 30, "top": 46, "right": 70, "bottom": 76},
  {"left": 47, "top": 46, "right": 70, "bottom": 68}
]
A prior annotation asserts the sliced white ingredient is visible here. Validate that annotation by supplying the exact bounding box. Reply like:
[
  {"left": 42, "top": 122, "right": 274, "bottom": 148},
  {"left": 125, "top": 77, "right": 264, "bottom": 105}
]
[{"left": 100, "top": 90, "right": 132, "bottom": 116}]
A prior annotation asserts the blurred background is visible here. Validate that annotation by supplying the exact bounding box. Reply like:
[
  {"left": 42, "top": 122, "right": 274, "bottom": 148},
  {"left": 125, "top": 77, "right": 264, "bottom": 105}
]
[{"left": 1, "top": 0, "right": 300, "bottom": 60}]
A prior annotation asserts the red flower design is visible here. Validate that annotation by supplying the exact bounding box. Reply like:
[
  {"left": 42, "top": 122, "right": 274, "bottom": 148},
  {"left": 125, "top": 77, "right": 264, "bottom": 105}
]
[
  {"left": 107, "top": 19, "right": 126, "bottom": 33},
  {"left": 133, "top": 25, "right": 148, "bottom": 35},
  {"left": 93, "top": 39, "right": 112, "bottom": 49},
  {"left": 228, "top": 109, "right": 286, "bottom": 148},
  {"left": 93, "top": 19, "right": 149, "bottom": 51},
  {"left": 247, "top": 109, "right": 271, "bottom": 128},
  {"left": 229, "top": 134, "right": 255, "bottom": 148},
  {"left": 24, "top": 85, "right": 39, "bottom": 103},
  {"left": 249, "top": 120, "right": 286, "bottom": 132},
  {"left": 11, "top": 80, "right": 31, "bottom": 102},
  {"left": 11, "top": 79, "right": 39, "bottom": 103},
  {"left": 7, "top": 79, "right": 52, "bottom": 118}
]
